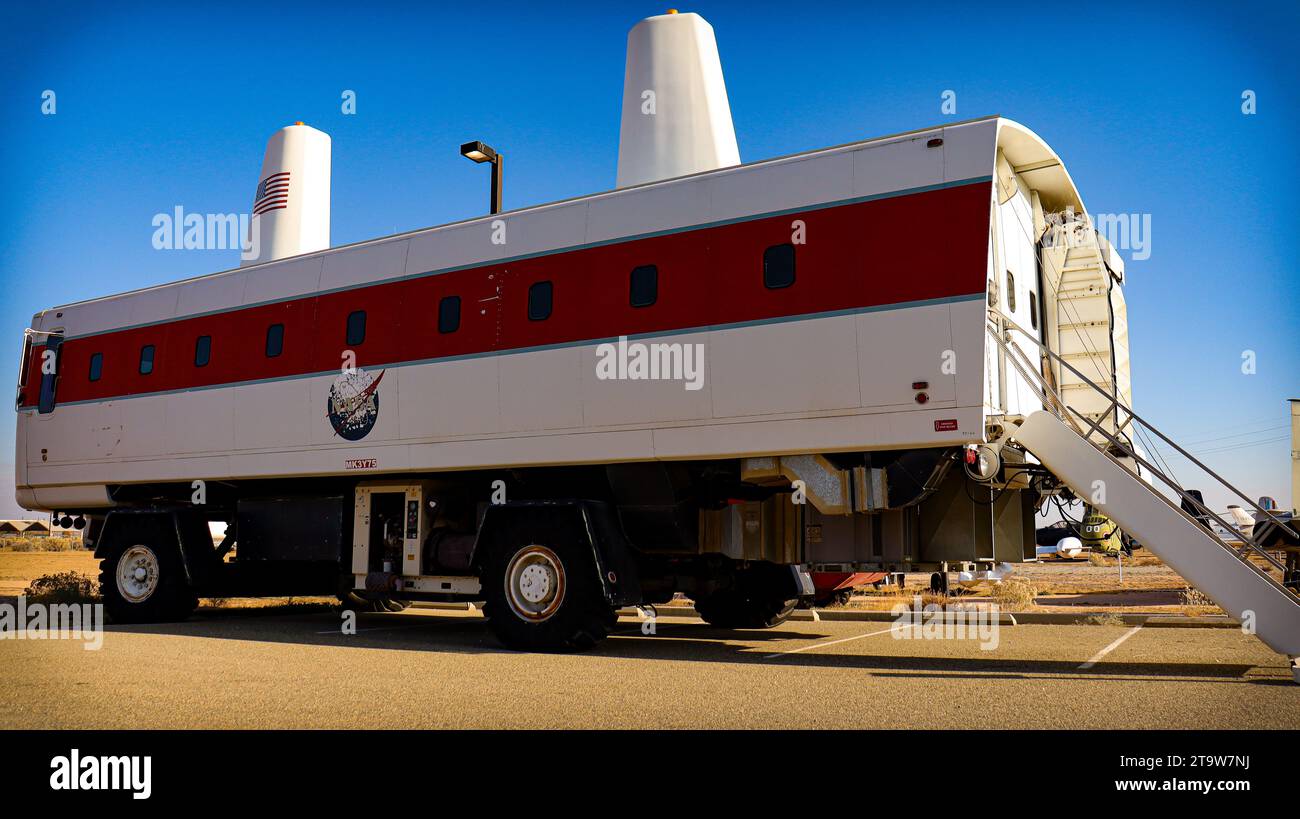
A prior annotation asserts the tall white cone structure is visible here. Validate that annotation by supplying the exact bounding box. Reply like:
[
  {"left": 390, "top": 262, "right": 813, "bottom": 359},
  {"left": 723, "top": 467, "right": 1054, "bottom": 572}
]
[
  {"left": 241, "top": 122, "right": 331, "bottom": 266},
  {"left": 615, "top": 10, "right": 740, "bottom": 189}
]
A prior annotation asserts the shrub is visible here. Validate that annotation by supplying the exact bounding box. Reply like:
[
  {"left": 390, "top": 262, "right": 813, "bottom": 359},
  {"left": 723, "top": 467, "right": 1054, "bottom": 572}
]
[
  {"left": 23, "top": 572, "right": 100, "bottom": 604},
  {"left": 990, "top": 576, "right": 1037, "bottom": 610},
  {"left": 1180, "top": 585, "right": 1214, "bottom": 607},
  {"left": 0, "top": 535, "right": 85, "bottom": 552},
  {"left": 1086, "top": 612, "right": 1126, "bottom": 626}
]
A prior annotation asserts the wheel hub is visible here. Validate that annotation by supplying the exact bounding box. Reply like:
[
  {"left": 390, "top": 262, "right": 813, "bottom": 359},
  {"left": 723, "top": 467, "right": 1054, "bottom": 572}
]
[
  {"left": 116, "top": 545, "right": 161, "bottom": 603},
  {"left": 504, "top": 545, "right": 566, "bottom": 622},
  {"left": 517, "top": 564, "right": 552, "bottom": 603}
]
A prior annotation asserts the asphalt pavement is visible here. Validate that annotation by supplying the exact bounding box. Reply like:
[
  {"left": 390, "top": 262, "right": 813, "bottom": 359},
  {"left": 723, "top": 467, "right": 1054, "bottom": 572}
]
[{"left": 2, "top": 607, "right": 1296, "bottom": 729}]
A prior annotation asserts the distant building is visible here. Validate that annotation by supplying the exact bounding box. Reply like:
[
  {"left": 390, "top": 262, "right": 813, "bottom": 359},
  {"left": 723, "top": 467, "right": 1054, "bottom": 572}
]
[{"left": 0, "top": 519, "right": 51, "bottom": 535}]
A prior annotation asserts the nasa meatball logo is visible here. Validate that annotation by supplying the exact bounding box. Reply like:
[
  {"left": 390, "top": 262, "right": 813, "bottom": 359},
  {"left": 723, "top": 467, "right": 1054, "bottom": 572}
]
[{"left": 327, "top": 368, "right": 385, "bottom": 441}]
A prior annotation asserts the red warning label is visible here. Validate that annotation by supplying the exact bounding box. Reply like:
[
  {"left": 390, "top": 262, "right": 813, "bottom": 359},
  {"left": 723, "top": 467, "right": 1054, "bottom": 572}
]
[{"left": 934, "top": 419, "right": 959, "bottom": 432}]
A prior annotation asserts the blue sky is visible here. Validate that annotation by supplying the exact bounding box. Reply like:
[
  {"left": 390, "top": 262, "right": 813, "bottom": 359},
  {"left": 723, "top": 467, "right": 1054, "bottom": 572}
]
[{"left": 0, "top": 0, "right": 1296, "bottom": 517}]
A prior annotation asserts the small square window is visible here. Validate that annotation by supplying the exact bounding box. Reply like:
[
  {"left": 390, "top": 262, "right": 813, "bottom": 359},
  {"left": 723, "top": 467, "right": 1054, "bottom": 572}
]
[
  {"left": 265, "top": 324, "right": 284, "bottom": 358},
  {"left": 194, "top": 335, "right": 211, "bottom": 367},
  {"left": 630, "top": 265, "right": 657, "bottom": 308},
  {"left": 139, "top": 345, "right": 155, "bottom": 375},
  {"left": 438, "top": 296, "right": 461, "bottom": 334},
  {"left": 528, "top": 280, "right": 552, "bottom": 321},
  {"left": 346, "top": 310, "right": 366, "bottom": 346},
  {"left": 764, "top": 244, "right": 796, "bottom": 289},
  {"left": 88, "top": 352, "right": 103, "bottom": 382}
]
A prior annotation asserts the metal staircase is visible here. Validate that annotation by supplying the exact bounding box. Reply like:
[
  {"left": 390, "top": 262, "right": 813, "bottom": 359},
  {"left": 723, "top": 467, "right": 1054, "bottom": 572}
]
[
  {"left": 987, "top": 323, "right": 1300, "bottom": 681},
  {"left": 1039, "top": 215, "right": 1132, "bottom": 434}
]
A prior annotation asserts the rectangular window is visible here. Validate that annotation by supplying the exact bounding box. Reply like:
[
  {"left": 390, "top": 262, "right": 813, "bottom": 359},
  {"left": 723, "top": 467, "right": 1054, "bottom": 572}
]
[
  {"left": 265, "top": 323, "right": 284, "bottom": 358},
  {"left": 528, "top": 280, "right": 552, "bottom": 321},
  {"left": 764, "top": 244, "right": 796, "bottom": 289},
  {"left": 346, "top": 310, "right": 366, "bottom": 346},
  {"left": 37, "top": 335, "right": 61, "bottom": 415},
  {"left": 438, "top": 296, "right": 461, "bottom": 334},
  {"left": 194, "top": 335, "right": 211, "bottom": 367},
  {"left": 1029, "top": 291, "right": 1038, "bottom": 330},
  {"left": 139, "top": 345, "right": 155, "bottom": 375},
  {"left": 1006, "top": 271, "right": 1017, "bottom": 313},
  {"left": 630, "top": 265, "right": 657, "bottom": 308},
  {"left": 88, "top": 352, "right": 103, "bottom": 382}
]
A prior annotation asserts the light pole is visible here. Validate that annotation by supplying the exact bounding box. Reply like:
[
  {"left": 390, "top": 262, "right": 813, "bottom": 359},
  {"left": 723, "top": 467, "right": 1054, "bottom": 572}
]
[{"left": 460, "top": 140, "right": 503, "bottom": 215}]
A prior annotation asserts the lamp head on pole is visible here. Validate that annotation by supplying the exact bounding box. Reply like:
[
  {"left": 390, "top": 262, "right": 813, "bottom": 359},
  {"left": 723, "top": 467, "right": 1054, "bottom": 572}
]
[
  {"left": 460, "top": 141, "right": 497, "bottom": 164},
  {"left": 460, "top": 139, "right": 504, "bottom": 214}
]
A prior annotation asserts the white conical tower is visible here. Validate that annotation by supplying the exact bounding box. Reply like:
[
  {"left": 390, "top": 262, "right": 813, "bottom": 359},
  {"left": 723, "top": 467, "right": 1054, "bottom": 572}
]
[
  {"left": 241, "top": 122, "right": 331, "bottom": 266},
  {"left": 615, "top": 10, "right": 740, "bottom": 188}
]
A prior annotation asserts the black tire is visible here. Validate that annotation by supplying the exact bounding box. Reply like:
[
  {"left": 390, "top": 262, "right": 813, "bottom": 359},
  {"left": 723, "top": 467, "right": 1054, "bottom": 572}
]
[
  {"left": 481, "top": 537, "right": 616, "bottom": 652},
  {"left": 99, "top": 537, "right": 197, "bottom": 624},
  {"left": 695, "top": 590, "right": 797, "bottom": 628}
]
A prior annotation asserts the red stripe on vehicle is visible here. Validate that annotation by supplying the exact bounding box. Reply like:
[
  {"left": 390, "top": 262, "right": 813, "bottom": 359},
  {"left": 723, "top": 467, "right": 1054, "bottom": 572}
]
[{"left": 20, "top": 181, "right": 990, "bottom": 408}]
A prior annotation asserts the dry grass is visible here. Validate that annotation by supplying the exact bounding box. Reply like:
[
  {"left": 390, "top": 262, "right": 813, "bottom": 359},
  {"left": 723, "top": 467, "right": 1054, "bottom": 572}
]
[
  {"left": 23, "top": 571, "right": 100, "bottom": 604},
  {"left": 916, "top": 591, "right": 952, "bottom": 607},
  {"left": 0, "top": 550, "right": 101, "bottom": 596},
  {"left": 1085, "top": 611, "right": 1126, "bottom": 626},
  {"left": 1177, "top": 586, "right": 1224, "bottom": 616},
  {"left": 0, "top": 535, "right": 86, "bottom": 552},
  {"left": 1084, "top": 550, "right": 1163, "bottom": 568},
  {"left": 990, "top": 577, "right": 1038, "bottom": 610},
  {"left": 863, "top": 582, "right": 909, "bottom": 600},
  {"left": 197, "top": 596, "right": 337, "bottom": 613}
]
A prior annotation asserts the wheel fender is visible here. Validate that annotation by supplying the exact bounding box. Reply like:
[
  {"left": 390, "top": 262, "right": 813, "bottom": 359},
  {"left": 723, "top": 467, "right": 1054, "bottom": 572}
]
[
  {"left": 94, "top": 509, "right": 214, "bottom": 587},
  {"left": 736, "top": 561, "right": 814, "bottom": 601},
  {"left": 472, "top": 500, "right": 642, "bottom": 607}
]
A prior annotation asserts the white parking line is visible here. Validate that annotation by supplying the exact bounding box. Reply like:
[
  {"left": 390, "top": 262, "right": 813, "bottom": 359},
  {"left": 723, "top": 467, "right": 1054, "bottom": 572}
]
[
  {"left": 1078, "top": 624, "right": 1143, "bottom": 669},
  {"left": 762, "top": 625, "right": 897, "bottom": 660}
]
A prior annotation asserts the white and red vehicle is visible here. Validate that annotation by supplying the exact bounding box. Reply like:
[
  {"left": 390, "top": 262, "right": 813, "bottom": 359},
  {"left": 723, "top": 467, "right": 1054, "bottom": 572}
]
[{"left": 14, "top": 13, "right": 1300, "bottom": 668}]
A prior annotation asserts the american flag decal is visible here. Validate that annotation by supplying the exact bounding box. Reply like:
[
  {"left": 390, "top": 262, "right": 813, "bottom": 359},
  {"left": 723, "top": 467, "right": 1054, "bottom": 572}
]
[{"left": 252, "top": 171, "right": 290, "bottom": 216}]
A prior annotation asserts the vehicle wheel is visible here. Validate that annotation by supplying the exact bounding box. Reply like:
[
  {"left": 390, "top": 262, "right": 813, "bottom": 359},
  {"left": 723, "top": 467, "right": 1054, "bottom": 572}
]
[
  {"left": 482, "top": 540, "right": 616, "bottom": 652},
  {"left": 338, "top": 591, "right": 410, "bottom": 613},
  {"left": 694, "top": 589, "right": 797, "bottom": 628},
  {"left": 99, "top": 541, "right": 197, "bottom": 624},
  {"left": 835, "top": 589, "right": 853, "bottom": 606},
  {"left": 929, "top": 572, "right": 949, "bottom": 594}
]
